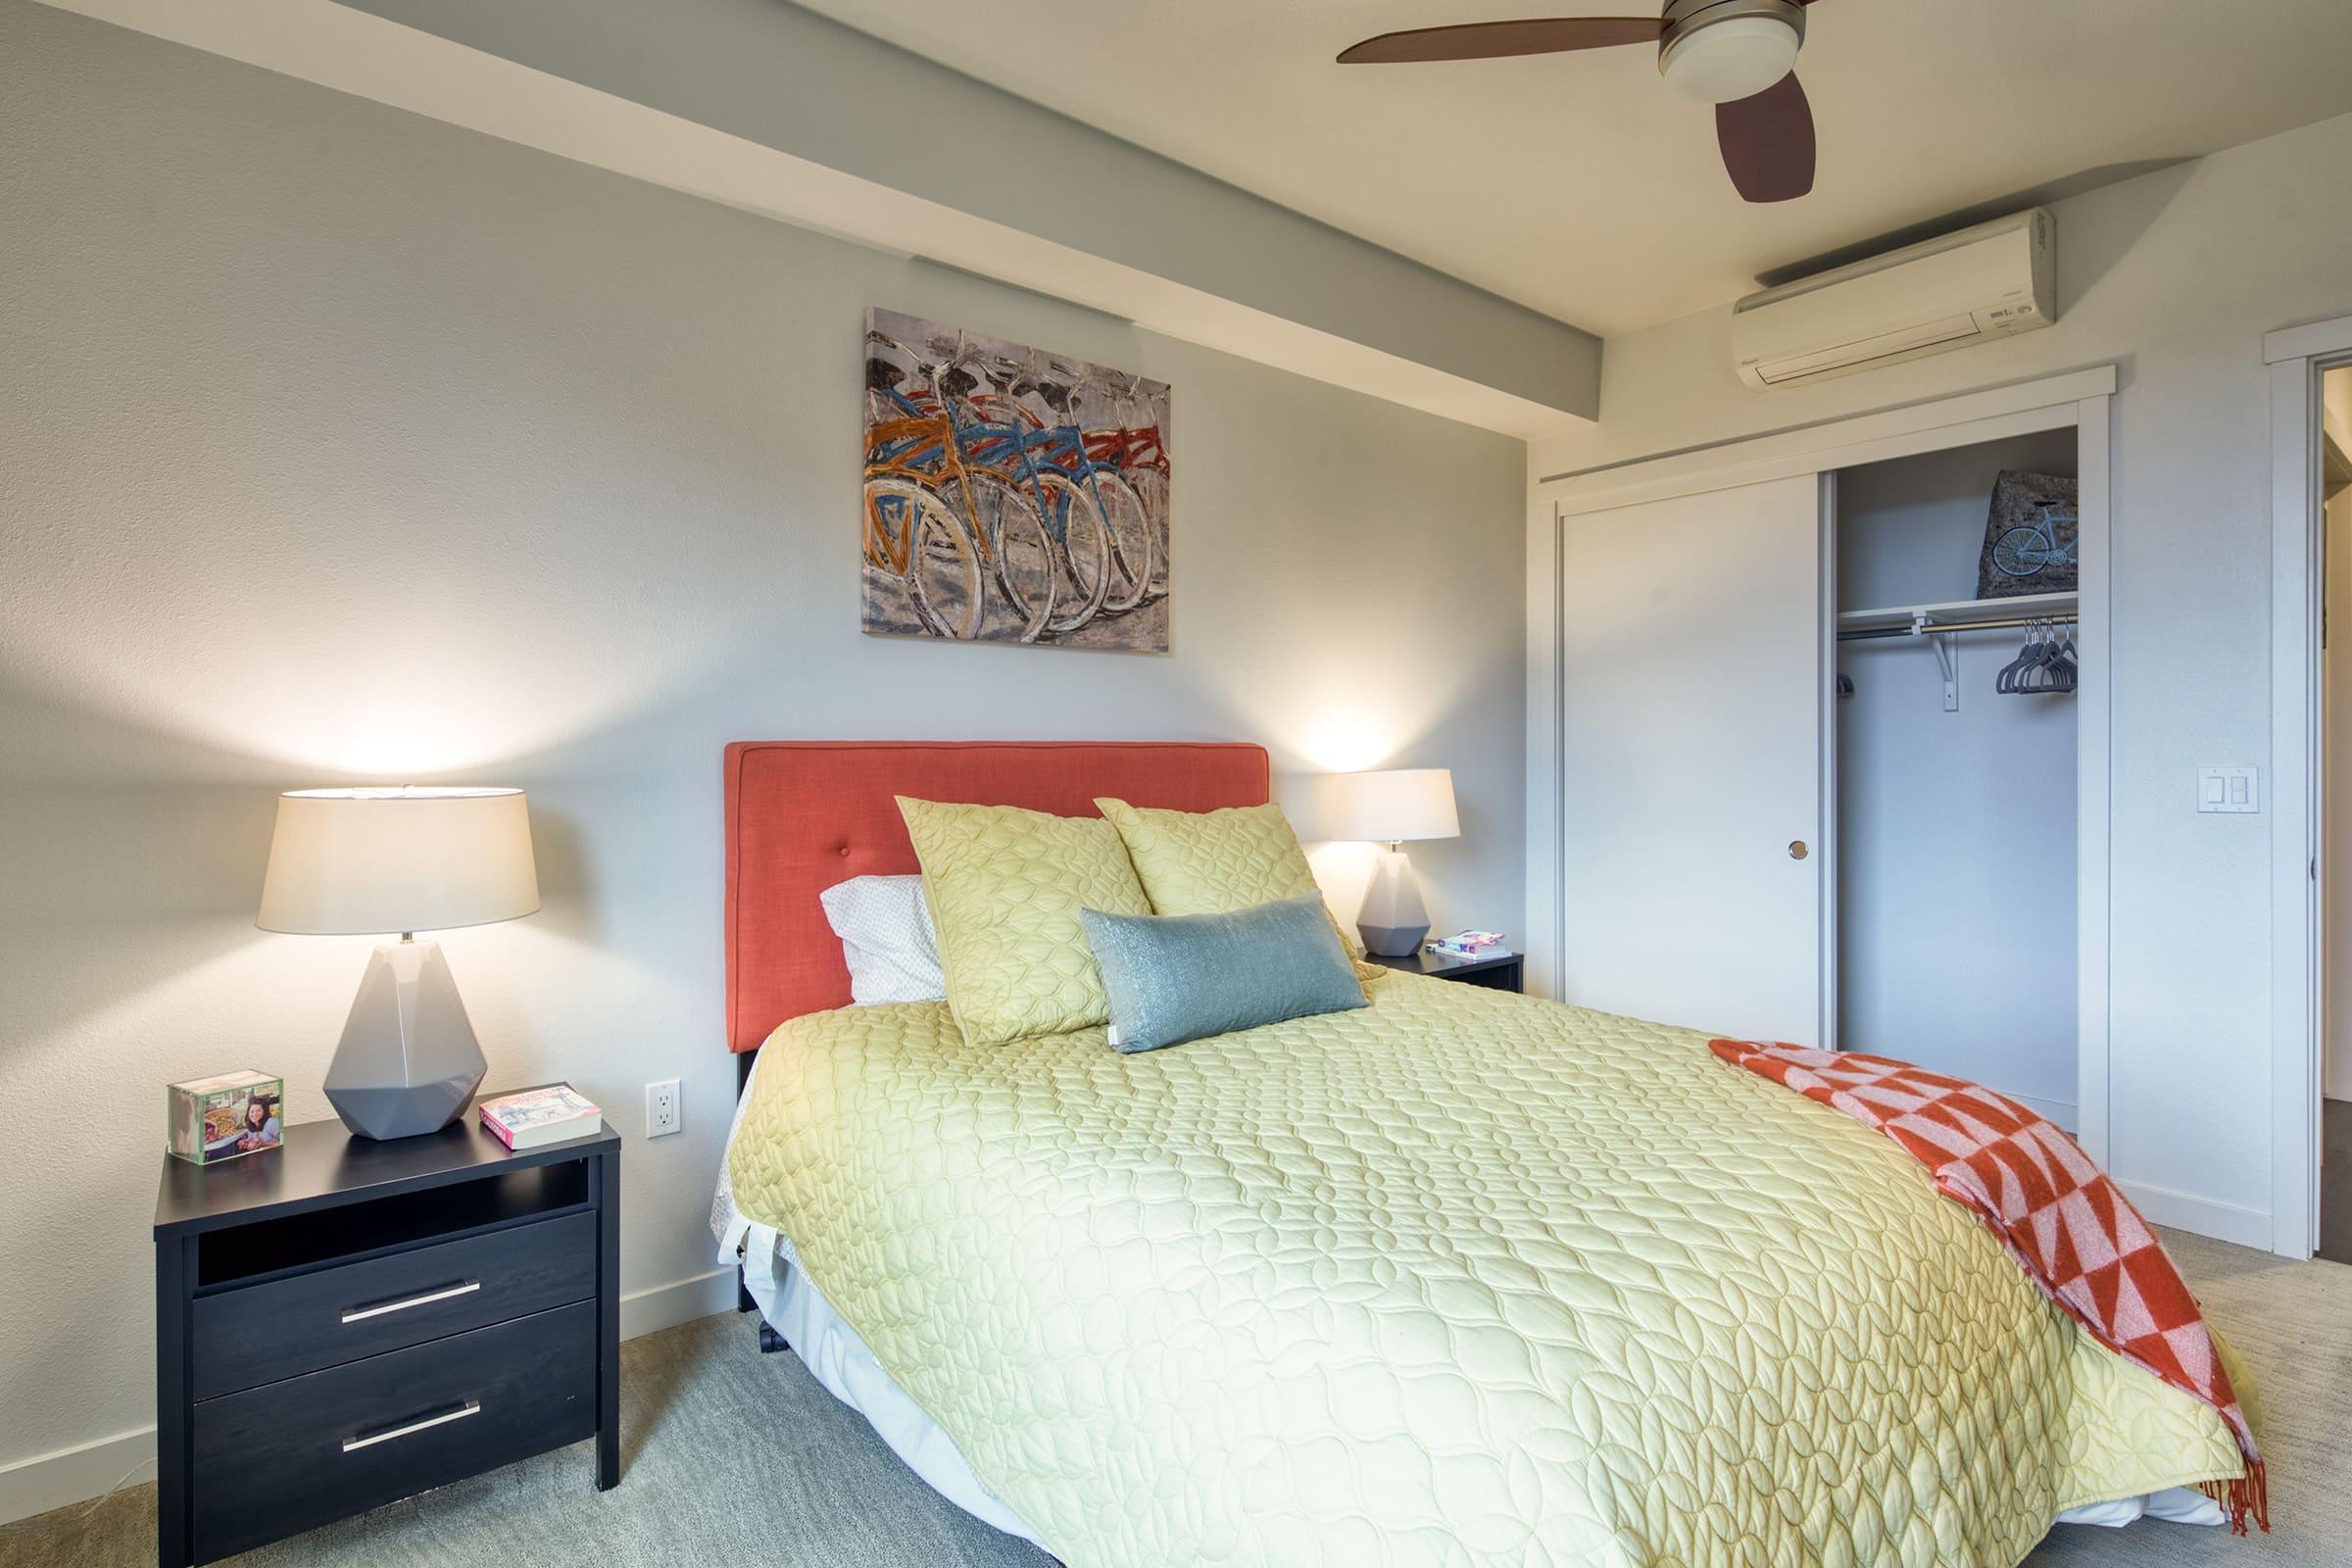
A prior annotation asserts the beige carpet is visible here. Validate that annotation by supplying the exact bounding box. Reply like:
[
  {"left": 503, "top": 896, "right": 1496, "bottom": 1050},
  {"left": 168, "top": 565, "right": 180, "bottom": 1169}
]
[
  {"left": 7, "top": 1229, "right": 2344, "bottom": 1567},
  {"left": 2019, "top": 1230, "right": 2349, "bottom": 1567}
]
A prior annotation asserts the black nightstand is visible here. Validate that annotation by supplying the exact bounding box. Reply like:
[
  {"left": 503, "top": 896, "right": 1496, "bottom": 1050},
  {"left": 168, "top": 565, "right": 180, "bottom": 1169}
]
[
  {"left": 1369, "top": 949, "right": 1526, "bottom": 993},
  {"left": 153, "top": 1110, "right": 620, "bottom": 1567}
]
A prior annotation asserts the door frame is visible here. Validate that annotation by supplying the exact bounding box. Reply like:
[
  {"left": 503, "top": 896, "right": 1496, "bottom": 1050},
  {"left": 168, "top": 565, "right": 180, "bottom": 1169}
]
[
  {"left": 2265, "top": 313, "right": 2352, "bottom": 1260},
  {"left": 1528, "top": 365, "right": 2116, "bottom": 1162}
]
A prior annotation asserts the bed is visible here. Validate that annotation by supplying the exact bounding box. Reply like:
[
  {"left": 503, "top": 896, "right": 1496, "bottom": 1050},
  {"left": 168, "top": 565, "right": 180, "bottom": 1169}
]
[{"left": 711, "top": 740, "right": 2248, "bottom": 1566}]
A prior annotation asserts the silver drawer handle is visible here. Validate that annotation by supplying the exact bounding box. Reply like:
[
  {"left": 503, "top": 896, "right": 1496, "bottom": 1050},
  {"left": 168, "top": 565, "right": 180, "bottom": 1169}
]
[
  {"left": 341, "top": 1279, "right": 481, "bottom": 1324},
  {"left": 342, "top": 1399, "right": 480, "bottom": 1453}
]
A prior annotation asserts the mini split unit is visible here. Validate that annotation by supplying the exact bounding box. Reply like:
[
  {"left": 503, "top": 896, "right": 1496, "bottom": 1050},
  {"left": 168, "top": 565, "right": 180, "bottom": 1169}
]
[{"left": 1732, "top": 209, "right": 2057, "bottom": 390}]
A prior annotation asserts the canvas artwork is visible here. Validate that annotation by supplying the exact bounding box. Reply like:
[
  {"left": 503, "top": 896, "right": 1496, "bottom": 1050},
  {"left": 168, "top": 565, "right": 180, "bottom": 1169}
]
[
  {"left": 1974, "top": 469, "right": 2080, "bottom": 599},
  {"left": 862, "top": 308, "right": 1171, "bottom": 651}
]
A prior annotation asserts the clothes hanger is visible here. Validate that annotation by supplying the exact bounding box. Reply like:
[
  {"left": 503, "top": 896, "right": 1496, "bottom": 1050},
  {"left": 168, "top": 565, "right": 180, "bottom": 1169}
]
[
  {"left": 1996, "top": 621, "right": 2033, "bottom": 695},
  {"left": 2044, "top": 617, "right": 2077, "bottom": 694},
  {"left": 2033, "top": 618, "right": 2068, "bottom": 694},
  {"left": 2015, "top": 620, "right": 2041, "bottom": 694},
  {"left": 2010, "top": 618, "right": 2053, "bottom": 695},
  {"left": 2007, "top": 617, "right": 2078, "bottom": 696}
]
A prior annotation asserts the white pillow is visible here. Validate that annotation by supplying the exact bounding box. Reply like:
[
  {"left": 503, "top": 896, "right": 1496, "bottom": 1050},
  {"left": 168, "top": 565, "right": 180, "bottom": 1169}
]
[{"left": 819, "top": 874, "right": 946, "bottom": 1004}]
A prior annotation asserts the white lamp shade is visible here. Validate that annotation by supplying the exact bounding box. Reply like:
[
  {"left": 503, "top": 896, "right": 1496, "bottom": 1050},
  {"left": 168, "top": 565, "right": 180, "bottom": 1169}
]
[
  {"left": 1324, "top": 768, "right": 1459, "bottom": 844},
  {"left": 258, "top": 787, "right": 540, "bottom": 935}
]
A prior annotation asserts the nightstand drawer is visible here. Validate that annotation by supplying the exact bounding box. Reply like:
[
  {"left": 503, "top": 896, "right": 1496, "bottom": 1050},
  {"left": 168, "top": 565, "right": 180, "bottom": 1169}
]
[
  {"left": 191, "top": 1300, "right": 596, "bottom": 1562},
  {"left": 191, "top": 1210, "right": 594, "bottom": 1399}
]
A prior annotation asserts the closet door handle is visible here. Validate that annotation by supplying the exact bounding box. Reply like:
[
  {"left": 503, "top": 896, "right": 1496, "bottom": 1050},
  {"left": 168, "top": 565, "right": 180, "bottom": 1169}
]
[{"left": 1788, "top": 841, "right": 1809, "bottom": 860}]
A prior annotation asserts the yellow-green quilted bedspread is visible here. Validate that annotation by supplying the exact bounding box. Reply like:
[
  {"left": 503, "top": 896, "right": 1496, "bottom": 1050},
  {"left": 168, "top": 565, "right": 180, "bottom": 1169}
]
[{"left": 729, "top": 971, "right": 2248, "bottom": 1567}]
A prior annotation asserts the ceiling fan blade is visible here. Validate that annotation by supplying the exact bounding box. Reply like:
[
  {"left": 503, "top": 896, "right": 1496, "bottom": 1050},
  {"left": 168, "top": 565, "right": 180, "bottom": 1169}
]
[
  {"left": 1337, "top": 18, "right": 1663, "bottom": 66},
  {"left": 1716, "top": 73, "right": 1816, "bottom": 203}
]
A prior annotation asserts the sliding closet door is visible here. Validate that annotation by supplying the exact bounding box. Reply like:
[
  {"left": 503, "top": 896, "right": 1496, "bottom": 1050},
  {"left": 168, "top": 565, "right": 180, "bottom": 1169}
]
[{"left": 1557, "top": 473, "right": 1825, "bottom": 1044}]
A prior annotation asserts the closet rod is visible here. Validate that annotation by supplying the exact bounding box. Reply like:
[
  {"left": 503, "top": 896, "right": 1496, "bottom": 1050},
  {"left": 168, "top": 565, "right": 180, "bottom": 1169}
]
[{"left": 1838, "top": 612, "right": 2076, "bottom": 643}]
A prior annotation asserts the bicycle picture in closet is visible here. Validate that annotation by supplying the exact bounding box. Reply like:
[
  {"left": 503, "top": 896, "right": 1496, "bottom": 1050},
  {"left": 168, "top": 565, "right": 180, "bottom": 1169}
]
[{"left": 1833, "top": 429, "right": 2081, "bottom": 1132}]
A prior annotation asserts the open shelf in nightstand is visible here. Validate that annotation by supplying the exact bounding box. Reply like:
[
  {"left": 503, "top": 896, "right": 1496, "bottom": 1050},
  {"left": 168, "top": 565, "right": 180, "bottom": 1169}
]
[{"left": 196, "top": 1161, "right": 591, "bottom": 1290}]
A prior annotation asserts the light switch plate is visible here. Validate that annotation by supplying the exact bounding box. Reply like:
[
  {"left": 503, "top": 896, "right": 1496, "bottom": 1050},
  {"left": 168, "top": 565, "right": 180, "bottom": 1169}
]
[{"left": 2197, "top": 766, "right": 2259, "bottom": 814}]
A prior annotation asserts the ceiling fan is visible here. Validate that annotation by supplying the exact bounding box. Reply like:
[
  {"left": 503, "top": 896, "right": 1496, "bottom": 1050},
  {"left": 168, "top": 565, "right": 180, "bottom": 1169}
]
[{"left": 1339, "top": 0, "right": 1822, "bottom": 203}]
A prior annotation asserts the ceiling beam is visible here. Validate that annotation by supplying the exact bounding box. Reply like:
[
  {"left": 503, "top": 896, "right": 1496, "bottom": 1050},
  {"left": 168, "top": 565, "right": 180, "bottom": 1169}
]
[{"left": 39, "top": 0, "right": 1600, "bottom": 436}]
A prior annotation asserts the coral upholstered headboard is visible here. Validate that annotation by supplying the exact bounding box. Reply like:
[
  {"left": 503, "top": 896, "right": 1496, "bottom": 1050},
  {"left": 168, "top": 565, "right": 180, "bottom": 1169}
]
[{"left": 723, "top": 741, "right": 1272, "bottom": 1054}]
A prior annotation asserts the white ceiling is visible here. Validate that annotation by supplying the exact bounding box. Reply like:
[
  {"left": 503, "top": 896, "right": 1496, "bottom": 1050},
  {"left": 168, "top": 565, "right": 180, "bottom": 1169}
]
[{"left": 792, "top": 0, "right": 2352, "bottom": 338}]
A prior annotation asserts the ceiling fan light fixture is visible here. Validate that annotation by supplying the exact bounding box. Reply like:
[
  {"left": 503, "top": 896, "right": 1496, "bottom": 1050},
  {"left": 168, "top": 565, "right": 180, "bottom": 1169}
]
[{"left": 1658, "top": 1, "right": 1804, "bottom": 104}]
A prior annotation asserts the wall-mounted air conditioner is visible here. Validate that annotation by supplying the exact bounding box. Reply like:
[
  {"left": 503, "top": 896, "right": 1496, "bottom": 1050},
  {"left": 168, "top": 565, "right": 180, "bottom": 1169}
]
[{"left": 1732, "top": 210, "right": 2056, "bottom": 391}]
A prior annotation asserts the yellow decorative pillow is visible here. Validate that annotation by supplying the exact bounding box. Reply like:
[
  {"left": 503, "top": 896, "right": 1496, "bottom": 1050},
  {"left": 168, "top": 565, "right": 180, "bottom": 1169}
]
[
  {"left": 1094, "top": 798, "right": 1376, "bottom": 972},
  {"left": 897, "top": 797, "right": 1152, "bottom": 1047}
]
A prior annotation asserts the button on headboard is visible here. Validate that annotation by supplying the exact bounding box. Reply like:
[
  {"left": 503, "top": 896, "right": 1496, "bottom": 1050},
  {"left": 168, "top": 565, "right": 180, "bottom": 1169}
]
[{"left": 723, "top": 741, "right": 1273, "bottom": 1053}]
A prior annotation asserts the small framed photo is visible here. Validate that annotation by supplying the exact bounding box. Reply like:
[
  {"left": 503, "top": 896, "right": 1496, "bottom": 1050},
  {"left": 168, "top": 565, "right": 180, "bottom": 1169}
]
[{"left": 168, "top": 1071, "right": 285, "bottom": 1164}]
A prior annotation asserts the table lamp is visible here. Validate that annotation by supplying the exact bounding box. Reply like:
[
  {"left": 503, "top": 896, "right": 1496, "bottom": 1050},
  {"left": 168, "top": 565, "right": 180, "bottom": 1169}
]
[
  {"left": 258, "top": 787, "right": 540, "bottom": 1140},
  {"left": 1325, "top": 768, "right": 1459, "bottom": 956}
]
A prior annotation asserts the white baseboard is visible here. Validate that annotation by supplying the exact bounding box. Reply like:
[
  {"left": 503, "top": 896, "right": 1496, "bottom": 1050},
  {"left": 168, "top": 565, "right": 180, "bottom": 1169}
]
[
  {"left": 0, "top": 1269, "right": 740, "bottom": 1527},
  {"left": 2000, "top": 1091, "right": 2077, "bottom": 1132},
  {"left": 619, "top": 1266, "right": 738, "bottom": 1339},
  {"left": 2120, "top": 1180, "right": 2274, "bottom": 1250},
  {"left": 0, "top": 1426, "right": 155, "bottom": 1528}
]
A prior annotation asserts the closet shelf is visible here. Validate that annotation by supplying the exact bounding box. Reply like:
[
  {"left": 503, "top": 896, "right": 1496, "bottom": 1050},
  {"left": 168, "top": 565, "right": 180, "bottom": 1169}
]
[{"left": 1837, "top": 590, "right": 2079, "bottom": 635}]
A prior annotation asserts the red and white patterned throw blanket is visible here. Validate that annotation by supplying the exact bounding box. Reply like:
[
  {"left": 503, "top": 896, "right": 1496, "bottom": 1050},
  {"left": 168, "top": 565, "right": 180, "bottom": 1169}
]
[{"left": 1709, "top": 1040, "right": 2268, "bottom": 1534}]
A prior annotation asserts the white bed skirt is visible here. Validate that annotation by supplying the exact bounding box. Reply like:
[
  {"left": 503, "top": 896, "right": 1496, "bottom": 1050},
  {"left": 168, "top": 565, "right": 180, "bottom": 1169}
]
[
  {"left": 712, "top": 1052, "right": 1038, "bottom": 1544},
  {"left": 738, "top": 1221, "right": 1041, "bottom": 1544}
]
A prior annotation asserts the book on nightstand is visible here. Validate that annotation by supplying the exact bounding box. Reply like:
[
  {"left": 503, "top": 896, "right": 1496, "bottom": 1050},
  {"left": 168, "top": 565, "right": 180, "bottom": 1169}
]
[
  {"left": 1425, "top": 930, "right": 1508, "bottom": 959},
  {"left": 478, "top": 1083, "right": 602, "bottom": 1150}
]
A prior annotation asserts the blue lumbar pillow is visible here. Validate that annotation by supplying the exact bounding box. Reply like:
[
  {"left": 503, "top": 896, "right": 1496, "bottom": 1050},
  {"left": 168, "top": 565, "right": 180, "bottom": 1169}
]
[{"left": 1076, "top": 893, "right": 1368, "bottom": 1054}]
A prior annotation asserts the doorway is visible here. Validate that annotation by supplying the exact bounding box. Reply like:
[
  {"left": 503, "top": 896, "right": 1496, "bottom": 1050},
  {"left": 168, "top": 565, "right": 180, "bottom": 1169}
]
[
  {"left": 2319, "top": 365, "right": 2352, "bottom": 1263},
  {"left": 2272, "top": 312, "right": 2352, "bottom": 1261},
  {"left": 1833, "top": 430, "right": 2082, "bottom": 1128}
]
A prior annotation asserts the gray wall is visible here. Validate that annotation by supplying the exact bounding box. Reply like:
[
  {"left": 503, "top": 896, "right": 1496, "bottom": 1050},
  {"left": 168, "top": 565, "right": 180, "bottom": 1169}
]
[
  {"left": 0, "top": 1, "right": 1526, "bottom": 1493},
  {"left": 331, "top": 0, "right": 1603, "bottom": 419}
]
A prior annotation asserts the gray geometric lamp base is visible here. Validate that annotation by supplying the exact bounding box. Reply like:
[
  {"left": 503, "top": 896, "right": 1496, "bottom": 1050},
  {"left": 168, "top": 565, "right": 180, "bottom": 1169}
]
[
  {"left": 322, "top": 939, "right": 488, "bottom": 1140},
  {"left": 1356, "top": 845, "right": 1432, "bottom": 957}
]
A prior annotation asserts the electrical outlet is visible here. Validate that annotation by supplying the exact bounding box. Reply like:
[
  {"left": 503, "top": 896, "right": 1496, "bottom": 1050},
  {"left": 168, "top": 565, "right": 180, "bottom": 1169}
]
[{"left": 646, "top": 1078, "right": 681, "bottom": 1138}]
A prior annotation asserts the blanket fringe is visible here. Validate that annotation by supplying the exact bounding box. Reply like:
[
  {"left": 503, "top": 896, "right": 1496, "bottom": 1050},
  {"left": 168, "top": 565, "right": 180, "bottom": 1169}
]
[{"left": 2198, "top": 1460, "right": 2269, "bottom": 1535}]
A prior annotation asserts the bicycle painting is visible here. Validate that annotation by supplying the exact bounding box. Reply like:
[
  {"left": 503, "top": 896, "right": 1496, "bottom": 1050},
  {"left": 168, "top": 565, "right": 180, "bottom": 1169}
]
[
  {"left": 1973, "top": 469, "right": 2080, "bottom": 599},
  {"left": 862, "top": 307, "right": 1171, "bottom": 652}
]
